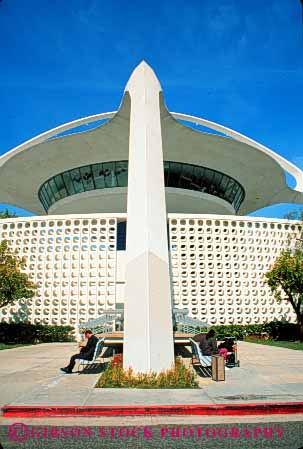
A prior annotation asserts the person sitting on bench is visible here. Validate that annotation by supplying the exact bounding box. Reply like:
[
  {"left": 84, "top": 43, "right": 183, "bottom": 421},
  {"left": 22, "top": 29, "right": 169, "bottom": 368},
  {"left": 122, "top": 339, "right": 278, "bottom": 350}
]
[
  {"left": 199, "top": 329, "right": 218, "bottom": 356},
  {"left": 60, "top": 329, "right": 98, "bottom": 374},
  {"left": 218, "top": 337, "right": 234, "bottom": 360}
]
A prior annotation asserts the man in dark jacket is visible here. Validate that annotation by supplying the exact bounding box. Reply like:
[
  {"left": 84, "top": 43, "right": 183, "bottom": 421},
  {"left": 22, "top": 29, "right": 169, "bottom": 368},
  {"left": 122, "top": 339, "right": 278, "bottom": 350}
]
[
  {"left": 60, "top": 329, "right": 98, "bottom": 374},
  {"left": 199, "top": 329, "right": 218, "bottom": 356}
]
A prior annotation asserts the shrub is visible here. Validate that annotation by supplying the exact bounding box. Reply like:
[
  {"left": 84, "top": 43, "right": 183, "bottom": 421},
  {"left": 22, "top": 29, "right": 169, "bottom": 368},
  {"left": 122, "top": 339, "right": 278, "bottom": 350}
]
[
  {"left": 194, "top": 321, "right": 300, "bottom": 341},
  {"left": 0, "top": 322, "right": 34, "bottom": 344},
  {"left": 96, "top": 357, "right": 199, "bottom": 389},
  {"left": 35, "top": 324, "right": 75, "bottom": 343},
  {"left": 0, "top": 322, "right": 75, "bottom": 344}
]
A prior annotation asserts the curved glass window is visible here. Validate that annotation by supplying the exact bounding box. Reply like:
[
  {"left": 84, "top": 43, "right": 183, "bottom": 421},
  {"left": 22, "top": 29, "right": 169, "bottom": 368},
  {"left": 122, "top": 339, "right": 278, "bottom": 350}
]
[{"left": 39, "top": 161, "right": 245, "bottom": 212}]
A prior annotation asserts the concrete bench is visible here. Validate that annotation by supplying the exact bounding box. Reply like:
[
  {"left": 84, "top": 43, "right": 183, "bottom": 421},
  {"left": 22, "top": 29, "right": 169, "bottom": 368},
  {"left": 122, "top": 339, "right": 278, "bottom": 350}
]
[{"left": 189, "top": 338, "right": 212, "bottom": 368}]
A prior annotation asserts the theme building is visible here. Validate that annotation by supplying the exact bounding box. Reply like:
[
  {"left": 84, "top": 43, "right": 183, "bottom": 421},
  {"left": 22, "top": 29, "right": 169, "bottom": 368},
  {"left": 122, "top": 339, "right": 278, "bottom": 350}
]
[{"left": 0, "top": 62, "right": 302, "bottom": 371}]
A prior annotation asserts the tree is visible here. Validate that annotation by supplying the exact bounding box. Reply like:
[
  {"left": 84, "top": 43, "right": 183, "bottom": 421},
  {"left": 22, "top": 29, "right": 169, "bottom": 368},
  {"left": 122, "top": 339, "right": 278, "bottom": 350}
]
[
  {"left": 0, "top": 240, "right": 37, "bottom": 309},
  {"left": 0, "top": 208, "right": 17, "bottom": 219},
  {"left": 265, "top": 243, "right": 303, "bottom": 341},
  {"left": 283, "top": 208, "right": 303, "bottom": 221}
]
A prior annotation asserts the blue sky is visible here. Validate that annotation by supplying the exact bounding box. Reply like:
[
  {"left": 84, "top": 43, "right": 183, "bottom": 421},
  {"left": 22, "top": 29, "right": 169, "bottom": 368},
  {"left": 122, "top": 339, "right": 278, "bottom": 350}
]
[{"left": 0, "top": 0, "right": 302, "bottom": 218}]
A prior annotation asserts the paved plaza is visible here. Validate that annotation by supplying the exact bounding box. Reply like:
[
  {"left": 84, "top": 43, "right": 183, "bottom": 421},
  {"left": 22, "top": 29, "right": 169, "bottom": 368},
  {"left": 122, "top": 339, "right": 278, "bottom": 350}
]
[{"left": 0, "top": 341, "right": 302, "bottom": 409}]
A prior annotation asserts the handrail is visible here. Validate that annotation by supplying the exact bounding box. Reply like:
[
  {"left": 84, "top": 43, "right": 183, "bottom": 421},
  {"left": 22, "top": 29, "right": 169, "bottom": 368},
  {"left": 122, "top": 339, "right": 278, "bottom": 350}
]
[
  {"left": 79, "top": 307, "right": 207, "bottom": 336},
  {"left": 80, "top": 308, "right": 124, "bottom": 334},
  {"left": 173, "top": 308, "right": 209, "bottom": 334}
]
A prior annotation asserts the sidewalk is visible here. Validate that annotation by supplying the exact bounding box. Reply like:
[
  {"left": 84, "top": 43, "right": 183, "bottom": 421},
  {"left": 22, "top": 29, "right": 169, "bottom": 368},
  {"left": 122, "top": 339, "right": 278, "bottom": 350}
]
[{"left": 0, "top": 341, "right": 303, "bottom": 416}]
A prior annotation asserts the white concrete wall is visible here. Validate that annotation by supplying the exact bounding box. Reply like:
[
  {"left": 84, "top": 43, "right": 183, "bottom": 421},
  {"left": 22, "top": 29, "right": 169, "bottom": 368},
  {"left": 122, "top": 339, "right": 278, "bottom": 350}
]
[
  {"left": 169, "top": 214, "right": 299, "bottom": 325},
  {"left": 116, "top": 251, "right": 126, "bottom": 303},
  {"left": 0, "top": 213, "right": 300, "bottom": 327},
  {"left": 0, "top": 214, "right": 122, "bottom": 325}
]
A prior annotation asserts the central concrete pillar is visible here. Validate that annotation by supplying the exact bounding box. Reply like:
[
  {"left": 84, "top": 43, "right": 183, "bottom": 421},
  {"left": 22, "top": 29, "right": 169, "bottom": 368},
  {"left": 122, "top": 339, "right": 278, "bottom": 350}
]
[{"left": 123, "top": 62, "right": 174, "bottom": 373}]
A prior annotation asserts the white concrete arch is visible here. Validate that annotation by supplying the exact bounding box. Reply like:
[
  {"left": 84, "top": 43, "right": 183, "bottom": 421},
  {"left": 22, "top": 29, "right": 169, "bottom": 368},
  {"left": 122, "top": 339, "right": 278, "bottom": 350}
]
[
  {"left": 0, "top": 112, "right": 116, "bottom": 167},
  {"left": 171, "top": 112, "right": 303, "bottom": 192},
  {"left": 2, "top": 108, "right": 302, "bottom": 195}
]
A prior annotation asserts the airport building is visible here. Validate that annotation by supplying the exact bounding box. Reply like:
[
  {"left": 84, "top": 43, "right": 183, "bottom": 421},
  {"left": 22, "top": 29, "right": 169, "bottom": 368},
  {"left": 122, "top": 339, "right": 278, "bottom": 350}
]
[{"left": 0, "top": 62, "right": 302, "bottom": 371}]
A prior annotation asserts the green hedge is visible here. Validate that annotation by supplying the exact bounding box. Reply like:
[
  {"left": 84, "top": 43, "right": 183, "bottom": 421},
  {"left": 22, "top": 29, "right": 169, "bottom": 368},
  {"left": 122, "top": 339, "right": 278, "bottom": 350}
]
[
  {"left": 195, "top": 321, "right": 300, "bottom": 341},
  {"left": 0, "top": 322, "right": 75, "bottom": 344}
]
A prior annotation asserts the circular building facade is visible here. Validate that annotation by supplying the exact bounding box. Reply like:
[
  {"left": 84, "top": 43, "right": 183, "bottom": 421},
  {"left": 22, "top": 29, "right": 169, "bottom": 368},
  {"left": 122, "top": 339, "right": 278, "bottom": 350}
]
[{"left": 0, "top": 62, "right": 303, "bottom": 342}]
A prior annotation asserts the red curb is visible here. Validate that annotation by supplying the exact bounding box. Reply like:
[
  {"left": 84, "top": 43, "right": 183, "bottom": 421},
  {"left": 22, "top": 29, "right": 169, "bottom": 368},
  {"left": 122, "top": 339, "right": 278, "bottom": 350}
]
[{"left": 2, "top": 402, "right": 303, "bottom": 417}]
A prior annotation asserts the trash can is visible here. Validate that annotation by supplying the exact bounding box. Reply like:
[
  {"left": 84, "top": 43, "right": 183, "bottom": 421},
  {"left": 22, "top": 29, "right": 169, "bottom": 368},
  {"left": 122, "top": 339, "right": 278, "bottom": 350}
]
[{"left": 211, "top": 355, "right": 225, "bottom": 381}]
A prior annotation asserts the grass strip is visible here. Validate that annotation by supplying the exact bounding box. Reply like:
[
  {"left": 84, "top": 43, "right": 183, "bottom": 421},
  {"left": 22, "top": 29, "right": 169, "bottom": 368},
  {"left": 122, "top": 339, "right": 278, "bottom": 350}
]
[{"left": 244, "top": 339, "right": 303, "bottom": 350}]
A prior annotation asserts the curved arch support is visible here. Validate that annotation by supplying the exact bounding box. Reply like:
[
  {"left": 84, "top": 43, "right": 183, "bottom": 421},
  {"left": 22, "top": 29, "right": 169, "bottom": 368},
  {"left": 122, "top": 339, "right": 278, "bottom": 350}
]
[
  {"left": 0, "top": 112, "right": 117, "bottom": 167},
  {"left": 171, "top": 112, "right": 303, "bottom": 192}
]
